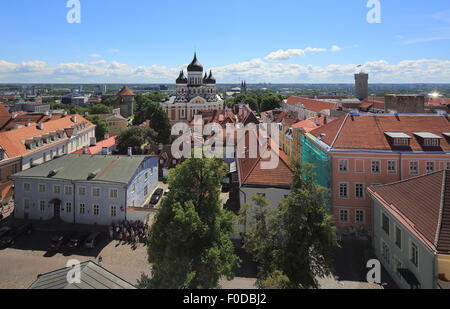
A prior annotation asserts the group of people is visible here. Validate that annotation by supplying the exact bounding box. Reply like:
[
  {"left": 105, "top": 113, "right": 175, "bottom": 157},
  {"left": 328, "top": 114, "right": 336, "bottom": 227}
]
[{"left": 109, "top": 220, "right": 149, "bottom": 245}]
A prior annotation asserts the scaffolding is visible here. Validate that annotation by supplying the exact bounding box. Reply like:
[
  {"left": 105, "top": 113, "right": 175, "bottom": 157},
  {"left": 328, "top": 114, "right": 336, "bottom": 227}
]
[{"left": 301, "top": 134, "right": 332, "bottom": 213}]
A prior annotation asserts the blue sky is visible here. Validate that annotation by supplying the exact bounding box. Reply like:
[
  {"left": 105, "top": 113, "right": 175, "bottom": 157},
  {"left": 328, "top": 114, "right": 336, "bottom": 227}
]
[{"left": 0, "top": 0, "right": 449, "bottom": 83}]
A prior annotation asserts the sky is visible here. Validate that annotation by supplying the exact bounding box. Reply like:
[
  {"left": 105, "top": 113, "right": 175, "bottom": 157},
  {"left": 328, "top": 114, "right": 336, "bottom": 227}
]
[{"left": 0, "top": 0, "right": 449, "bottom": 84}]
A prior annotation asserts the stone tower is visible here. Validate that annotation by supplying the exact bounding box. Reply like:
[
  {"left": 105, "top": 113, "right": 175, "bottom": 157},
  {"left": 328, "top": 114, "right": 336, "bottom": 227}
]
[
  {"left": 354, "top": 72, "right": 369, "bottom": 101},
  {"left": 116, "top": 86, "right": 134, "bottom": 118}
]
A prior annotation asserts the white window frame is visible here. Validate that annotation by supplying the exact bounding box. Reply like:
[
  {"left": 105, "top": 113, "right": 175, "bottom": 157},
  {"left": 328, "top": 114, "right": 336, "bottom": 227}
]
[
  {"left": 53, "top": 185, "right": 61, "bottom": 194},
  {"left": 371, "top": 160, "right": 381, "bottom": 174},
  {"left": 355, "top": 183, "right": 365, "bottom": 199},
  {"left": 395, "top": 225, "right": 402, "bottom": 249},
  {"left": 426, "top": 161, "right": 435, "bottom": 173},
  {"left": 382, "top": 212, "right": 390, "bottom": 236},
  {"left": 339, "top": 209, "right": 349, "bottom": 223},
  {"left": 93, "top": 204, "right": 99, "bottom": 216},
  {"left": 92, "top": 187, "right": 100, "bottom": 197},
  {"left": 64, "top": 185, "right": 73, "bottom": 196},
  {"left": 38, "top": 183, "right": 46, "bottom": 193},
  {"left": 110, "top": 189, "right": 118, "bottom": 199},
  {"left": 409, "top": 161, "right": 419, "bottom": 175},
  {"left": 387, "top": 160, "right": 397, "bottom": 174},
  {"left": 24, "top": 198, "right": 30, "bottom": 210},
  {"left": 78, "top": 186, "right": 86, "bottom": 196},
  {"left": 110, "top": 205, "right": 117, "bottom": 217},
  {"left": 23, "top": 183, "right": 31, "bottom": 192},
  {"left": 355, "top": 209, "right": 365, "bottom": 223},
  {"left": 338, "top": 159, "right": 348, "bottom": 172},
  {"left": 410, "top": 241, "right": 419, "bottom": 268},
  {"left": 65, "top": 202, "right": 72, "bottom": 213},
  {"left": 339, "top": 182, "right": 349, "bottom": 199},
  {"left": 381, "top": 240, "right": 391, "bottom": 266},
  {"left": 39, "top": 200, "right": 46, "bottom": 212},
  {"left": 79, "top": 203, "right": 86, "bottom": 215}
]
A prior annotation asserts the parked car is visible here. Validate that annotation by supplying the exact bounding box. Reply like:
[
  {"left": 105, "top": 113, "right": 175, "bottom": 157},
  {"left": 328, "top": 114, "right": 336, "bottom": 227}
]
[
  {"left": 150, "top": 188, "right": 164, "bottom": 205},
  {"left": 65, "top": 232, "right": 90, "bottom": 250},
  {"left": 0, "top": 223, "right": 32, "bottom": 248},
  {"left": 49, "top": 231, "right": 76, "bottom": 251},
  {"left": 84, "top": 232, "right": 101, "bottom": 249}
]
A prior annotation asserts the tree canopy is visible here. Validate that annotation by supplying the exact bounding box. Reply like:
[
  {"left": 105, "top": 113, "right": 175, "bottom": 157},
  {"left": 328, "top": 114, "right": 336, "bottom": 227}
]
[
  {"left": 115, "top": 126, "right": 156, "bottom": 155},
  {"left": 86, "top": 115, "right": 109, "bottom": 142},
  {"left": 133, "top": 95, "right": 171, "bottom": 144},
  {"left": 143, "top": 157, "right": 240, "bottom": 289},
  {"left": 243, "top": 158, "right": 338, "bottom": 289}
]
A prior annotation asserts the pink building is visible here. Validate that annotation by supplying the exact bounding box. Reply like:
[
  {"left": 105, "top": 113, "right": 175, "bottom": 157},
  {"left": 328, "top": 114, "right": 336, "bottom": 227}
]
[{"left": 306, "top": 113, "right": 450, "bottom": 231}]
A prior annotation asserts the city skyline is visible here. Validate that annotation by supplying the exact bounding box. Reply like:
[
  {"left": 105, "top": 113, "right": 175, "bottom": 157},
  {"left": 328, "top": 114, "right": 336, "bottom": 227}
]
[{"left": 0, "top": 0, "right": 449, "bottom": 83}]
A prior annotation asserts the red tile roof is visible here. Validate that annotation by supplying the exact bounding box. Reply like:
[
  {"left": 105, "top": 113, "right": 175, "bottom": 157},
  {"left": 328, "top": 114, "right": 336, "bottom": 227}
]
[
  {"left": 0, "top": 114, "right": 64, "bottom": 132},
  {"left": 292, "top": 116, "right": 337, "bottom": 133},
  {"left": 360, "top": 97, "right": 386, "bottom": 110},
  {"left": 117, "top": 86, "right": 134, "bottom": 96},
  {"left": 0, "top": 114, "right": 94, "bottom": 158},
  {"left": 72, "top": 136, "right": 116, "bottom": 155},
  {"left": 368, "top": 170, "right": 450, "bottom": 253},
  {"left": 310, "top": 114, "right": 450, "bottom": 151},
  {"left": 238, "top": 130, "right": 293, "bottom": 188},
  {"left": 0, "top": 103, "right": 11, "bottom": 128},
  {"left": 286, "top": 96, "right": 339, "bottom": 113}
]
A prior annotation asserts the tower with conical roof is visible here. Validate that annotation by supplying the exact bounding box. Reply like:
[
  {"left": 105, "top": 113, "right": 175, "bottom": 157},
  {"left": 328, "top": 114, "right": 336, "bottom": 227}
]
[{"left": 115, "top": 86, "right": 134, "bottom": 118}]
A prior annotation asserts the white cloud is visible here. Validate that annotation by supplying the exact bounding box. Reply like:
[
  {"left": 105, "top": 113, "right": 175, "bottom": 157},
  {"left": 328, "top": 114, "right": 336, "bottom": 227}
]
[
  {"left": 0, "top": 58, "right": 448, "bottom": 83},
  {"left": 264, "top": 47, "right": 328, "bottom": 61},
  {"left": 402, "top": 36, "right": 450, "bottom": 45},
  {"left": 88, "top": 54, "right": 102, "bottom": 59},
  {"left": 111, "top": 49, "right": 120, "bottom": 53},
  {"left": 331, "top": 45, "right": 341, "bottom": 52}
]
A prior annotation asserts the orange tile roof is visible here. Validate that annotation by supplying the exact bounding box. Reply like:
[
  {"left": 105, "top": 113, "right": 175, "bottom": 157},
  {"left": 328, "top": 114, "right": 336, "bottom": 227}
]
[
  {"left": 368, "top": 170, "right": 450, "bottom": 253},
  {"left": 0, "top": 114, "right": 94, "bottom": 158},
  {"left": 117, "top": 86, "right": 134, "bottom": 96},
  {"left": 73, "top": 136, "right": 116, "bottom": 155},
  {"left": 238, "top": 130, "right": 293, "bottom": 188},
  {"left": 310, "top": 114, "right": 450, "bottom": 151},
  {"left": 286, "top": 96, "right": 339, "bottom": 113},
  {"left": 292, "top": 116, "right": 337, "bottom": 133}
]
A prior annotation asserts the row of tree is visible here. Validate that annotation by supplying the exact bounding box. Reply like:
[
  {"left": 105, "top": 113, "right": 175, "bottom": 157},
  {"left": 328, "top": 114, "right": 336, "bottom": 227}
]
[
  {"left": 224, "top": 93, "right": 287, "bottom": 114},
  {"left": 138, "top": 156, "right": 338, "bottom": 289}
]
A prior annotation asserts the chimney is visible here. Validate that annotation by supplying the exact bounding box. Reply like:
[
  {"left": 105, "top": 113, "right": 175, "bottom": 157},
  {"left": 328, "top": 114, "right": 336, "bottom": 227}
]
[
  {"left": 90, "top": 136, "right": 97, "bottom": 146},
  {"left": 44, "top": 111, "right": 49, "bottom": 116},
  {"left": 26, "top": 120, "right": 31, "bottom": 127},
  {"left": 11, "top": 112, "right": 17, "bottom": 119},
  {"left": 104, "top": 133, "right": 110, "bottom": 140},
  {"left": 324, "top": 116, "right": 328, "bottom": 125},
  {"left": 82, "top": 146, "right": 88, "bottom": 154},
  {"left": 84, "top": 112, "right": 89, "bottom": 117},
  {"left": 128, "top": 147, "right": 132, "bottom": 157},
  {"left": 63, "top": 111, "right": 68, "bottom": 117},
  {"left": 37, "top": 122, "right": 44, "bottom": 130},
  {"left": 101, "top": 147, "right": 108, "bottom": 155},
  {"left": 14, "top": 124, "right": 23, "bottom": 130},
  {"left": 48, "top": 113, "right": 52, "bottom": 120},
  {"left": 71, "top": 115, "right": 77, "bottom": 123}
]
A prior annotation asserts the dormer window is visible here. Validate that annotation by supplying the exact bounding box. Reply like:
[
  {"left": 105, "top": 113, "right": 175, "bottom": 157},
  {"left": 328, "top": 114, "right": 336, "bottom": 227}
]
[
  {"left": 413, "top": 132, "right": 442, "bottom": 147},
  {"left": 0, "top": 149, "right": 4, "bottom": 161},
  {"left": 385, "top": 132, "right": 411, "bottom": 146}
]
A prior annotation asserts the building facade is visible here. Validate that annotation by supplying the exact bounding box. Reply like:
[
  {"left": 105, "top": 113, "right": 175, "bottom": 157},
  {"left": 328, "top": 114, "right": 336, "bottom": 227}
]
[
  {"left": 161, "top": 53, "right": 224, "bottom": 122},
  {"left": 13, "top": 154, "right": 158, "bottom": 226}
]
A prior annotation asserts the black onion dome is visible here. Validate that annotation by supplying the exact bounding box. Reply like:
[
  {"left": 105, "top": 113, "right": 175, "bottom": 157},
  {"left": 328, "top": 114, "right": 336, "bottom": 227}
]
[
  {"left": 205, "top": 70, "right": 216, "bottom": 84},
  {"left": 176, "top": 70, "right": 187, "bottom": 84},
  {"left": 187, "top": 52, "right": 203, "bottom": 72}
]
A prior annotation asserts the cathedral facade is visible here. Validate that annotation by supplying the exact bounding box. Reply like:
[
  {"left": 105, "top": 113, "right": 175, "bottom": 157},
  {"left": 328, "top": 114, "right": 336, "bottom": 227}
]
[{"left": 161, "top": 53, "right": 224, "bottom": 122}]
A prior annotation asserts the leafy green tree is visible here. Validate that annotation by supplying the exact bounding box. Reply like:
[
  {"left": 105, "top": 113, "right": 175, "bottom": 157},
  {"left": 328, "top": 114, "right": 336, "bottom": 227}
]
[
  {"left": 143, "top": 157, "right": 240, "bottom": 289},
  {"left": 260, "top": 93, "right": 282, "bottom": 112},
  {"left": 116, "top": 126, "right": 156, "bottom": 154},
  {"left": 243, "top": 158, "right": 338, "bottom": 289},
  {"left": 86, "top": 115, "right": 109, "bottom": 142},
  {"left": 133, "top": 98, "right": 171, "bottom": 144},
  {"left": 257, "top": 270, "right": 290, "bottom": 289},
  {"left": 101, "top": 96, "right": 117, "bottom": 107},
  {"left": 89, "top": 104, "right": 113, "bottom": 115}
]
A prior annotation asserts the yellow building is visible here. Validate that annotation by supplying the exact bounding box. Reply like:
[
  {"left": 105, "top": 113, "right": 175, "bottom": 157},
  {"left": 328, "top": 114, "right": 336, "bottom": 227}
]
[{"left": 99, "top": 108, "right": 128, "bottom": 136}]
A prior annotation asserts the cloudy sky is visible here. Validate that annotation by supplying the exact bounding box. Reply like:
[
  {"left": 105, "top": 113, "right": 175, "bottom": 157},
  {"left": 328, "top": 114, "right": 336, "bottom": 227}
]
[{"left": 0, "top": 0, "right": 449, "bottom": 84}]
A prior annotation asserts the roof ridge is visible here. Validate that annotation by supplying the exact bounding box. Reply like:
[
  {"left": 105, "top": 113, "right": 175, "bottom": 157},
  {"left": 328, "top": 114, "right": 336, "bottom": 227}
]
[
  {"left": 372, "top": 170, "right": 445, "bottom": 189},
  {"left": 435, "top": 170, "right": 446, "bottom": 248},
  {"left": 330, "top": 114, "right": 349, "bottom": 149}
]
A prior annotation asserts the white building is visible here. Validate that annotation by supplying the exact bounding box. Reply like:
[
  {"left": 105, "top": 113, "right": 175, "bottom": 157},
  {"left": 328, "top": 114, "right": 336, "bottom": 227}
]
[{"left": 161, "top": 53, "right": 224, "bottom": 122}]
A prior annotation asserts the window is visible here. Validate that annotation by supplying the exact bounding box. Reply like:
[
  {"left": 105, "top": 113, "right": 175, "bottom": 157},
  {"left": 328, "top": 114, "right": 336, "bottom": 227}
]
[
  {"left": 394, "top": 138, "right": 409, "bottom": 146},
  {"left": 144, "top": 185, "right": 148, "bottom": 196},
  {"left": 410, "top": 161, "right": 419, "bottom": 175},
  {"left": 382, "top": 213, "right": 390, "bottom": 235},
  {"left": 426, "top": 161, "right": 435, "bottom": 173},
  {"left": 356, "top": 210, "right": 365, "bottom": 223},
  {"left": 39, "top": 200, "right": 45, "bottom": 212},
  {"left": 39, "top": 184, "right": 46, "bottom": 193},
  {"left": 23, "top": 183, "right": 31, "bottom": 192},
  {"left": 65, "top": 202, "right": 72, "bottom": 213},
  {"left": 381, "top": 241, "right": 391, "bottom": 265},
  {"left": 53, "top": 185, "right": 61, "bottom": 194},
  {"left": 78, "top": 187, "right": 86, "bottom": 196},
  {"left": 355, "top": 183, "right": 365, "bottom": 199},
  {"left": 79, "top": 203, "right": 85, "bottom": 215},
  {"left": 387, "top": 161, "right": 397, "bottom": 174},
  {"left": 132, "top": 183, "right": 136, "bottom": 193},
  {"left": 339, "top": 183, "right": 348, "bottom": 198},
  {"left": 447, "top": 162, "right": 450, "bottom": 170},
  {"left": 93, "top": 204, "right": 99, "bottom": 216},
  {"left": 411, "top": 242, "right": 419, "bottom": 267},
  {"left": 110, "top": 189, "right": 118, "bottom": 199},
  {"left": 395, "top": 226, "right": 402, "bottom": 249},
  {"left": 371, "top": 161, "right": 381, "bottom": 173},
  {"left": 339, "top": 210, "right": 349, "bottom": 223},
  {"left": 110, "top": 205, "right": 117, "bottom": 217},
  {"left": 338, "top": 159, "right": 348, "bottom": 172},
  {"left": 393, "top": 256, "right": 402, "bottom": 278},
  {"left": 24, "top": 199, "right": 30, "bottom": 210},
  {"left": 12, "top": 164, "right": 18, "bottom": 174},
  {"left": 424, "top": 138, "right": 439, "bottom": 147},
  {"left": 64, "top": 186, "right": 72, "bottom": 195},
  {"left": 92, "top": 187, "right": 100, "bottom": 197},
  {"left": 145, "top": 172, "right": 148, "bottom": 180}
]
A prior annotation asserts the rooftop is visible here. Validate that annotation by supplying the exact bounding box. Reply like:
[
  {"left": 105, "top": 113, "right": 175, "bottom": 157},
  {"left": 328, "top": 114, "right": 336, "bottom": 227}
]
[
  {"left": 368, "top": 170, "right": 450, "bottom": 254},
  {"left": 72, "top": 136, "right": 117, "bottom": 155},
  {"left": 28, "top": 261, "right": 136, "bottom": 289},
  {"left": 13, "top": 154, "right": 155, "bottom": 184}
]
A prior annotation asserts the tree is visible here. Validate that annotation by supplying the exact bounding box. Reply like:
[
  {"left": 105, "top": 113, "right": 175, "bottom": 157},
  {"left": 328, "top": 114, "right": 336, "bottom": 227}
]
[
  {"left": 116, "top": 126, "right": 156, "bottom": 154},
  {"left": 86, "top": 115, "right": 109, "bottom": 142},
  {"left": 260, "top": 93, "right": 282, "bottom": 112},
  {"left": 133, "top": 98, "right": 171, "bottom": 144},
  {"left": 243, "top": 158, "right": 338, "bottom": 289},
  {"left": 102, "top": 96, "right": 117, "bottom": 107},
  {"left": 143, "top": 157, "right": 240, "bottom": 289},
  {"left": 89, "top": 104, "right": 113, "bottom": 115}
]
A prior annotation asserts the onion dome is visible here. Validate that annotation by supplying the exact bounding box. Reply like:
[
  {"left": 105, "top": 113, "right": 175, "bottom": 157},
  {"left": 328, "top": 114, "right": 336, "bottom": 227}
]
[
  {"left": 187, "top": 52, "right": 203, "bottom": 72},
  {"left": 176, "top": 70, "right": 187, "bottom": 84},
  {"left": 205, "top": 70, "right": 216, "bottom": 84}
]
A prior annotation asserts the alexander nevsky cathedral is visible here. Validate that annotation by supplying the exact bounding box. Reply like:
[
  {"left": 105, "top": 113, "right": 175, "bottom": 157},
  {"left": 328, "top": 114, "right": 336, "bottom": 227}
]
[{"left": 161, "top": 53, "right": 224, "bottom": 122}]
